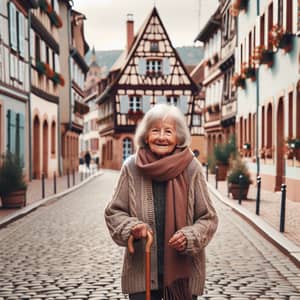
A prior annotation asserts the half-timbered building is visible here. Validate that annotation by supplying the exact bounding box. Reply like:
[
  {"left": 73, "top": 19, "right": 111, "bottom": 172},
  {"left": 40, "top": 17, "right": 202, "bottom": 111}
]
[
  {"left": 96, "top": 7, "right": 199, "bottom": 170},
  {"left": 0, "top": 0, "right": 37, "bottom": 179}
]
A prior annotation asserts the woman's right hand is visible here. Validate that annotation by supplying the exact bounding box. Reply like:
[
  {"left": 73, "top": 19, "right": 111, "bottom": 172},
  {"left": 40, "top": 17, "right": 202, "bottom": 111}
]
[{"left": 131, "top": 223, "right": 151, "bottom": 239}]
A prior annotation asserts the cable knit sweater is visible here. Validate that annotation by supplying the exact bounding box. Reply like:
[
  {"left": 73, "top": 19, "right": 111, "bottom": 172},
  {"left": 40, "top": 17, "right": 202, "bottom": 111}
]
[{"left": 104, "top": 154, "right": 218, "bottom": 296}]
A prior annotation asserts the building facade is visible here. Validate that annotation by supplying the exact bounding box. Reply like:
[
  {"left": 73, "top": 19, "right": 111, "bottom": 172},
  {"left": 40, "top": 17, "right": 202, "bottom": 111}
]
[
  {"left": 59, "top": 8, "right": 89, "bottom": 174},
  {"left": 30, "top": 0, "right": 63, "bottom": 179},
  {"left": 234, "top": 0, "right": 299, "bottom": 201},
  {"left": 0, "top": 0, "right": 37, "bottom": 179},
  {"left": 97, "top": 7, "right": 199, "bottom": 170}
]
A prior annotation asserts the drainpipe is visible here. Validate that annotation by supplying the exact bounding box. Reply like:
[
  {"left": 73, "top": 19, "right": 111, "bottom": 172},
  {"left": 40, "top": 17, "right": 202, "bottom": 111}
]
[
  {"left": 28, "top": 9, "right": 33, "bottom": 180},
  {"left": 256, "top": 0, "right": 260, "bottom": 176}
]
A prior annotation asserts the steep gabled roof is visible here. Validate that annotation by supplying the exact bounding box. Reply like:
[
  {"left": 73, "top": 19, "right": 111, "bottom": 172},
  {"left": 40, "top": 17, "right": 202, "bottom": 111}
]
[{"left": 97, "top": 6, "right": 199, "bottom": 104}]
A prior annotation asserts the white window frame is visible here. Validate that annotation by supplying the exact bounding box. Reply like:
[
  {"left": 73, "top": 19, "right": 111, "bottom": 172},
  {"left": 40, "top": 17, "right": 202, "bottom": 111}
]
[{"left": 129, "top": 96, "right": 142, "bottom": 111}]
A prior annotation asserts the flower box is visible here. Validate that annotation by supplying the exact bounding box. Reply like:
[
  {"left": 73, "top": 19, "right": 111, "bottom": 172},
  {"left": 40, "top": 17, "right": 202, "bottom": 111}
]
[
  {"left": 127, "top": 109, "right": 144, "bottom": 122},
  {"left": 232, "top": 73, "right": 245, "bottom": 89},
  {"left": 278, "top": 33, "right": 293, "bottom": 52}
]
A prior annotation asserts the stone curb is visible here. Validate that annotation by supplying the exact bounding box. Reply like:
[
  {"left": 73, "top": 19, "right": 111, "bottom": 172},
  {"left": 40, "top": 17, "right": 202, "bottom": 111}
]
[
  {"left": 208, "top": 183, "right": 300, "bottom": 268},
  {"left": 0, "top": 171, "right": 104, "bottom": 229}
]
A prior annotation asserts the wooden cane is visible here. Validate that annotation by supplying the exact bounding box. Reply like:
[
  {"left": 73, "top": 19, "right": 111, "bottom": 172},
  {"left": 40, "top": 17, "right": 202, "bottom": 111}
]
[{"left": 128, "top": 231, "right": 153, "bottom": 300}]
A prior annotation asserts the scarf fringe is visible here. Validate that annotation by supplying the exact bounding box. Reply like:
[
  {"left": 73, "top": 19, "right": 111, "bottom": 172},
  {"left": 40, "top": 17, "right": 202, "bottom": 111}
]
[{"left": 163, "top": 278, "right": 192, "bottom": 300}]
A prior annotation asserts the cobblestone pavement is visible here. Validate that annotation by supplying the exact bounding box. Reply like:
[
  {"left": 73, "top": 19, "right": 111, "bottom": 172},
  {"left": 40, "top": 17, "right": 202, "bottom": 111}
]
[{"left": 0, "top": 170, "right": 299, "bottom": 300}]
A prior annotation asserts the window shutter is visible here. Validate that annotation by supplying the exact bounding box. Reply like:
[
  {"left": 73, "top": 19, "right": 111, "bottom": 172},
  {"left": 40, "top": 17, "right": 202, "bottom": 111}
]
[
  {"left": 9, "top": 2, "right": 17, "bottom": 50},
  {"left": 119, "top": 95, "right": 129, "bottom": 113},
  {"left": 30, "top": 29, "right": 35, "bottom": 60},
  {"left": 19, "top": 60, "right": 24, "bottom": 83},
  {"left": 18, "top": 12, "right": 25, "bottom": 56},
  {"left": 41, "top": 40, "right": 46, "bottom": 62},
  {"left": 156, "top": 95, "right": 166, "bottom": 104},
  {"left": 179, "top": 95, "right": 189, "bottom": 114},
  {"left": 138, "top": 58, "right": 146, "bottom": 75},
  {"left": 142, "top": 96, "right": 151, "bottom": 113},
  {"left": 9, "top": 53, "right": 15, "bottom": 78},
  {"left": 55, "top": 53, "right": 60, "bottom": 73},
  {"left": 163, "top": 58, "right": 170, "bottom": 75},
  {"left": 7, "top": 110, "right": 16, "bottom": 153}
]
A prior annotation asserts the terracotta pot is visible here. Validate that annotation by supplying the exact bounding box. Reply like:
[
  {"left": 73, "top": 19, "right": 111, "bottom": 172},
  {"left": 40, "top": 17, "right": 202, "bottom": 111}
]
[
  {"left": 216, "top": 163, "right": 228, "bottom": 181},
  {"left": 1, "top": 189, "right": 26, "bottom": 208},
  {"left": 229, "top": 183, "right": 249, "bottom": 200}
]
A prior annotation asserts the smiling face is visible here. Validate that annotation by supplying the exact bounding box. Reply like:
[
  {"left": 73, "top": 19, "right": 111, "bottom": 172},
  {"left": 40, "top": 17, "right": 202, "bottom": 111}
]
[{"left": 146, "top": 118, "right": 177, "bottom": 158}]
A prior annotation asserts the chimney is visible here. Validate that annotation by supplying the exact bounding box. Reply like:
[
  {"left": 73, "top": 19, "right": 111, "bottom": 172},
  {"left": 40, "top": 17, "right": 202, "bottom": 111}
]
[{"left": 127, "top": 13, "right": 134, "bottom": 51}]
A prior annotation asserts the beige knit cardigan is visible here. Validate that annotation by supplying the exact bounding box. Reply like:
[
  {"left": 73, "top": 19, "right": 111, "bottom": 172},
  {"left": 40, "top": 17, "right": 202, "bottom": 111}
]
[{"left": 104, "top": 155, "right": 218, "bottom": 296}]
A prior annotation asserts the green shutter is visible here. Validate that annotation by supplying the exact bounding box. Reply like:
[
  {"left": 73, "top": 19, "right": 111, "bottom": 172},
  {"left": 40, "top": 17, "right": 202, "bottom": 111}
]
[
  {"left": 10, "top": 110, "right": 16, "bottom": 154},
  {"left": 7, "top": 109, "right": 11, "bottom": 152},
  {"left": 18, "top": 113, "right": 25, "bottom": 167}
]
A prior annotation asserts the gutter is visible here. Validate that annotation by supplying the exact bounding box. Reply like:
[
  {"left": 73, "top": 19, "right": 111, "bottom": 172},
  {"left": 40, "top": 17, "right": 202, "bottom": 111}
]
[{"left": 28, "top": 9, "right": 33, "bottom": 180}]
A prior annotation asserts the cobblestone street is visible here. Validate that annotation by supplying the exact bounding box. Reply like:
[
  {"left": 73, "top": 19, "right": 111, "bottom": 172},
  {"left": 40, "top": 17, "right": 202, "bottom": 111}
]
[{"left": 0, "top": 170, "right": 299, "bottom": 300}]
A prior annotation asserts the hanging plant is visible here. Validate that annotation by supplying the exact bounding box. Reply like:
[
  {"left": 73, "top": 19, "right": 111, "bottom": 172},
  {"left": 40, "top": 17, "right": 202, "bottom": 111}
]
[
  {"left": 241, "top": 62, "right": 256, "bottom": 81},
  {"left": 36, "top": 61, "right": 46, "bottom": 74},
  {"left": 230, "top": 0, "right": 248, "bottom": 16},
  {"left": 51, "top": 72, "right": 65, "bottom": 86},
  {"left": 231, "top": 73, "right": 245, "bottom": 89},
  {"left": 252, "top": 46, "right": 274, "bottom": 68}
]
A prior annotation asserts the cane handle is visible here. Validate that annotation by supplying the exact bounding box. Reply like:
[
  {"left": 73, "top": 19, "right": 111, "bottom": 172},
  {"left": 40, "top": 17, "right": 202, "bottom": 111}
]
[{"left": 128, "top": 231, "right": 153, "bottom": 254}]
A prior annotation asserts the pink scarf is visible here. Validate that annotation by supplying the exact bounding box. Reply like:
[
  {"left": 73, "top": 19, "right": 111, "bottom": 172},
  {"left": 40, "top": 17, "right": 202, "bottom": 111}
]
[{"left": 136, "top": 147, "right": 194, "bottom": 299}]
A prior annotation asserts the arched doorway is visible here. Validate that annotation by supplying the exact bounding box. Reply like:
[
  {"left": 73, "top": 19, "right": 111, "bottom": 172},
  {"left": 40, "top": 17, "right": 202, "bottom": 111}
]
[
  {"left": 33, "top": 116, "right": 40, "bottom": 179},
  {"left": 43, "top": 120, "right": 49, "bottom": 177},
  {"left": 275, "top": 98, "right": 284, "bottom": 190}
]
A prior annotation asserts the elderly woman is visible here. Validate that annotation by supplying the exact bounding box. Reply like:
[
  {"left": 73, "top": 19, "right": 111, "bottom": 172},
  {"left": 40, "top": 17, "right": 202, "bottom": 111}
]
[{"left": 105, "top": 104, "right": 218, "bottom": 300}]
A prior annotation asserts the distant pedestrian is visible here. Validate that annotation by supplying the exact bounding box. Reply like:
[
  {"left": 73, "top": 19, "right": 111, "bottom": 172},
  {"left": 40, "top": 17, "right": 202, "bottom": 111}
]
[
  {"left": 105, "top": 104, "right": 218, "bottom": 300},
  {"left": 84, "top": 151, "right": 91, "bottom": 169}
]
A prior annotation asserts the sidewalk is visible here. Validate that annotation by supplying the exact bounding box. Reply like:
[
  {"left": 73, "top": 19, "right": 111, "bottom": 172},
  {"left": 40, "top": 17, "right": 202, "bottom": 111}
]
[
  {"left": 207, "top": 174, "right": 300, "bottom": 266},
  {"left": 0, "top": 165, "right": 101, "bottom": 227}
]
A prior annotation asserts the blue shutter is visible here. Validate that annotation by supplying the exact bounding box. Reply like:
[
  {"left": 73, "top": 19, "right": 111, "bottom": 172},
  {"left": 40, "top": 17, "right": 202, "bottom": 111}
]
[
  {"left": 156, "top": 95, "right": 166, "bottom": 104},
  {"left": 17, "top": 113, "right": 25, "bottom": 166},
  {"left": 18, "top": 12, "right": 25, "bottom": 56},
  {"left": 119, "top": 95, "right": 129, "bottom": 113},
  {"left": 163, "top": 58, "right": 170, "bottom": 75},
  {"left": 138, "top": 58, "right": 146, "bottom": 75},
  {"left": 142, "top": 96, "right": 151, "bottom": 113},
  {"left": 8, "top": 2, "right": 17, "bottom": 50},
  {"left": 179, "top": 95, "right": 189, "bottom": 114}
]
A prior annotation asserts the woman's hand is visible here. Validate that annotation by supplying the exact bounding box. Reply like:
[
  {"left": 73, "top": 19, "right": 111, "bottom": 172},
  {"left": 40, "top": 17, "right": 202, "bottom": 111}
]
[
  {"left": 131, "top": 223, "right": 151, "bottom": 239},
  {"left": 168, "top": 231, "right": 187, "bottom": 252}
]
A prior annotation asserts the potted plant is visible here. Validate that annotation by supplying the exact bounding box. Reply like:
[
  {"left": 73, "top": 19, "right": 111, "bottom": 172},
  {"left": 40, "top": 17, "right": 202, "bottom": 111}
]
[
  {"left": 252, "top": 46, "right": 275, "bottom": 68},
  {"left": 232, "top": 73, "right": 245, "bottom": 89},
  {"left": 227, "top": 158, "right": 252, "bottom": 200},
  {"left": 0, "top": 152, "right": 27, "bottom": 208},
  {"left": 213, "top": 136, "right": 236, "bottom": 180}
]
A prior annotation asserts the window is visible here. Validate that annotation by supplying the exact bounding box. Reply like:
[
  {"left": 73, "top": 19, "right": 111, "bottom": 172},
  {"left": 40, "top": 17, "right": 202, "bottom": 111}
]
[
  {"left": 146, "top": 60, "right": 161, "bottom": 75},
  {"left": 51, "top": 121, "right": 56, "bottom": 155},
  {"left": 123, "top": 138, "right": 132, "bottom": 161},
  {"left": 260, "top": 14, "right": 265, "bottom": 46},
  {"left": 6, "top": 110, "right": 25, "bottom": 166},
  {"left": 91, "top": 138, "right": 99, "bottom": 151},
  {"left": 286, "top": 0, "right": 293, "bottom": 32},
  {"left": 268, "top": 3, "right": 273, "bottom": 49},
  {"left": 166, "top": 96, "right": 178, "bottom": 106},
  {"left": 193, "top": 114, "right": 201, "bottom": 126},
  {"left": 35, "top": 35, "right": 40, "bottom": 62},
  {"left": 150, "top": 41, "right": 159, "bottom": 52},
  {"left": 129, "top": 96, "right": 141, "bottom": 111}
]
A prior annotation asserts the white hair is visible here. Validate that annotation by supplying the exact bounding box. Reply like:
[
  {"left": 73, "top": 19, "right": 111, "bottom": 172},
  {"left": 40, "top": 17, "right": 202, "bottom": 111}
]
[{"left": 134, "top": 103, "right": 191, "bottom": 149}]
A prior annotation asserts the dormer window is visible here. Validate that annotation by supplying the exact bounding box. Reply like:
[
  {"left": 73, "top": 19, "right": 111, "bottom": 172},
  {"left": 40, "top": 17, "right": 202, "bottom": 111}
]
[
  {"left": 146, "top": 59, "right": 162, "bottom": 76},
  {"left": 150, "top": 41, "right": 159, "bottom": 52},
  {"left": 166, "top": 96, "right": 178, "bottom": 106}
]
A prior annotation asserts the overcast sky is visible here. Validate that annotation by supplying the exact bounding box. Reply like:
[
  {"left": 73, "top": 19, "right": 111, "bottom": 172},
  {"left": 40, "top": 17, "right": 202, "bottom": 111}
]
[{"left": 72, "top": 0, "right": 218, "bottom": 51}]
